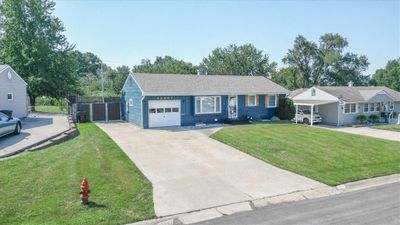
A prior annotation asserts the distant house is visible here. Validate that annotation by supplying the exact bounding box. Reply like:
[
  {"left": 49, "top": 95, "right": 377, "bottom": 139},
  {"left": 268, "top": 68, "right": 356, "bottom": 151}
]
[
  {"left": 121, "top": 73, "right": 289, "bottom": 128},
  {"left": 290, "top": 83, "right": 400, "bottom": 126},
  {"left": 0, "top": 65, "right": 28, "bottom": 118}
]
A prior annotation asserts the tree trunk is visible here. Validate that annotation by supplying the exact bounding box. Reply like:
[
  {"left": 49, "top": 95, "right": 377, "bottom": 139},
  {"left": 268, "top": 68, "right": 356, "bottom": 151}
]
[{"left": 29, "top": 95, "right": 36, "bottom": 112}]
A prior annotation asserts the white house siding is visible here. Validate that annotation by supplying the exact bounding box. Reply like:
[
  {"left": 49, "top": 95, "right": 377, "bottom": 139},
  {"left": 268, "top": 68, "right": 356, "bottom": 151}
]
[
  {"left": 0, "top": 67, "right": 28, "bottom": 118},
  {"left": 317, "top": 102, "right": 340, "bottom": 125}
]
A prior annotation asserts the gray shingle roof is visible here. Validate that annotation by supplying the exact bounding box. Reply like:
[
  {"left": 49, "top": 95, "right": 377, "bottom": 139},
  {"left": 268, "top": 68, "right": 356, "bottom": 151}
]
[
  {"left": 291, "top": 86, "right": 400, "bottom": 102},
  {"left": 131, "top": 73, "right": 289, "bottom": 96}
]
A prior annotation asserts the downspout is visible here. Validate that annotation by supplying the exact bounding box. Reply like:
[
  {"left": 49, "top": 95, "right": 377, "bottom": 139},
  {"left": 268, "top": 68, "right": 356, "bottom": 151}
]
[
  {"left": 141, "top": 95, "right": 145, "bottom": 128},
  {"left": 337, "top": 102, "right": 340, "bottom": 126}
]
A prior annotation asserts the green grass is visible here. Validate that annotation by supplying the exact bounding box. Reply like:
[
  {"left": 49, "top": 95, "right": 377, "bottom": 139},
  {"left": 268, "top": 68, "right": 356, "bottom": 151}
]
[
  {"left": 211, "top": 124, "right": 400, "bottom": 186},
  {"left": 35, "top": 105, "right": 67, "bottom": 114},
  {"left": 0, "top": 123, "right": 155, "bottom": 225},
  {"left": 371, "top": 124, "right": 400, "bottom": 132}
]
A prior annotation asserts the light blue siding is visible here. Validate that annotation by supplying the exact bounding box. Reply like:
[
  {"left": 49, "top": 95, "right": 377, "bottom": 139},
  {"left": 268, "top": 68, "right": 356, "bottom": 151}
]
[{"left": 121, "top": 76, "right": 142, "bottom": 127}]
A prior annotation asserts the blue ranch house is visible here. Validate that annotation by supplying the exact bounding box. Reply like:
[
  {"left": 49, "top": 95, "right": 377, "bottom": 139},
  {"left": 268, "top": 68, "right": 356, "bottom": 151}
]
[{"left": 121, "top": 73, "right": 289, "bottom": 128}]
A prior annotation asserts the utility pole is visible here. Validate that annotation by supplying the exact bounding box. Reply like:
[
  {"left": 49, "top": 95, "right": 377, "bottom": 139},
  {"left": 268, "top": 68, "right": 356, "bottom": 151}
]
[{"left": 101, "top": 63, "right": 104, "bottom": 103}]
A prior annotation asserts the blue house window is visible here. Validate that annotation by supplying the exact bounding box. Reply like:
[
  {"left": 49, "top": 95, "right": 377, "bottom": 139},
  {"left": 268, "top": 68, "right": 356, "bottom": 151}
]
[
  {"left": 195, "top": 96, "right": 221, "bottom": 114},
  {"left": 267, "top": 95, "right": 277, "bottom": 108}
]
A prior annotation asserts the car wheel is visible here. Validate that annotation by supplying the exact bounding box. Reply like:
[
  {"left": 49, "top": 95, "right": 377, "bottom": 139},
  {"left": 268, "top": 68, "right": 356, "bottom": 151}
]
[
  {"left": 14, "top": 123, "right": 21, "bottom": 135},
  {"left": 303, "top": 118, "right": 310, "bottom": 125}
]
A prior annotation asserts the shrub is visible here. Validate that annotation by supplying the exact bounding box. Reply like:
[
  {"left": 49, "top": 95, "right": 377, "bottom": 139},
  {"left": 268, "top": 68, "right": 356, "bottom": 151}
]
[
  {"left": 356, "top": 115, "right": 367, "bottom": 124},
  {"left": 271, "top": 116, "right": 281, "bottom": 122},
  {"left": 369, "top": 114, "right": 380, "bottom": 123}
]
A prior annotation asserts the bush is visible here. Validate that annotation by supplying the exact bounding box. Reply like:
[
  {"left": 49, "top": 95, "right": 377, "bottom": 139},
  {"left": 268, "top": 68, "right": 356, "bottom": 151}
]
[
  {"left": 369, "top": 114, "right": 380, "bottom": 123},
  {"left": 356, "top": 115, "right": 367, "bottom": 124},
  {"left": 271, "top": 116, "right": 281, "bottom": 122}
]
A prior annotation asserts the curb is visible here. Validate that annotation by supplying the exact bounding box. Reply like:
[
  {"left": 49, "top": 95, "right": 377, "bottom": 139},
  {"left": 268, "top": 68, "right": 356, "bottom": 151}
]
[{"left": 127, "top": 173, "right": 400, "bottom": 225}]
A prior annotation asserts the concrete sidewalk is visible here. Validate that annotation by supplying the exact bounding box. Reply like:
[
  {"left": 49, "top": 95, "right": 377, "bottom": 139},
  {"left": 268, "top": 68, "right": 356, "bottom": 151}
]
[
  {"left": 0, "top": 113, "right": 70, "bottom": 158},
  {"left": 316, "top": 125, "right": 400, "bottom": 142},
  {"left": 129, "top": 174, "right": 400, "bottom": 225}
]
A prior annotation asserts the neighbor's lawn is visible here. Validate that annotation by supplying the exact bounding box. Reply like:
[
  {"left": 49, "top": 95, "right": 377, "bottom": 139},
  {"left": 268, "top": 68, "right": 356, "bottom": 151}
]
[
  {"left": 371, "top": 124, "right": 400, "bottom": 132},
  {"left": 0, "top": 123, "right": 155, "bottom": 225},
  {"left": 35, "top": 105, "right": 67, "bottom": 114},
  {"left": 212, "top": 124, "right": 400, "bottom": 186}
]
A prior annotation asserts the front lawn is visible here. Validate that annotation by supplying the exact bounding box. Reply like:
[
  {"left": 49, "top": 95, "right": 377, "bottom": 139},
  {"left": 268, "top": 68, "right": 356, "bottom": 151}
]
[
  {"left": 34, "top": 105, "right": 68, "bottom": 114},
  {"left": 371, "top": 124, "right": 400, "bottom": 132},
  {"left": 212, "top": 124, "right": 400, "bottom": 186},
  {"left": 0, "top": 123, "right": 155, "bottom": 225}
]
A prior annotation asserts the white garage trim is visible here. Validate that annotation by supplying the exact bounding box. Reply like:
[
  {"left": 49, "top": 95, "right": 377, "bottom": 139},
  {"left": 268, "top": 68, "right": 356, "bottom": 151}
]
[{"left": 148, "top": 100, "right": 181, "bottom": 128}]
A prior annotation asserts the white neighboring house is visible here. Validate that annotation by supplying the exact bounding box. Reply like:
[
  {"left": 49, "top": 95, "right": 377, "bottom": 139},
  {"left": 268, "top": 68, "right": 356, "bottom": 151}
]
[
  {"left": 0, "top": 65, "right": 28, "bottom": 118},
  {"left": 289, "top": 83, "right": 400, "bottom": 126}
]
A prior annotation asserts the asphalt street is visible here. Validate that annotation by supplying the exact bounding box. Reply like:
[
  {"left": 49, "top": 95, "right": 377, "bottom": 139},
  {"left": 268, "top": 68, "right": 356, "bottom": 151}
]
[{"left": 195, "top": 182, "right": 400, "bottom": 225}]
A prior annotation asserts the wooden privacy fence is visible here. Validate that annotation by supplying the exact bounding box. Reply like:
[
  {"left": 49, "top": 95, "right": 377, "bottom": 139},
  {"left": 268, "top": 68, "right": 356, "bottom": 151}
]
[{"left": 71, "top": 102, "right": 121, "bottom": 122}]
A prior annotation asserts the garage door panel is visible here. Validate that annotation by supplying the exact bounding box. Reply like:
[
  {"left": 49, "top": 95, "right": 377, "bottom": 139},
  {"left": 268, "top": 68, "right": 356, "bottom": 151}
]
[{"left": 149, "top": 100, "right": 181, "bottom": 128}]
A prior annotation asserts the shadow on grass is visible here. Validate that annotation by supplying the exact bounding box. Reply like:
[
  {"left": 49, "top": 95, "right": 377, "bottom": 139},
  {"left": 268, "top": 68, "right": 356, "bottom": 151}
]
[{"left": 83, "top": 201, "right": 107, "bottom": 209}]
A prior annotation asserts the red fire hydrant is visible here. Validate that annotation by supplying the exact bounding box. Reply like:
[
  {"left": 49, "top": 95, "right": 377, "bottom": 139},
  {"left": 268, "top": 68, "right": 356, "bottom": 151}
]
[{"left": 79, "top": 178, "right": 90, "bottom": 204}]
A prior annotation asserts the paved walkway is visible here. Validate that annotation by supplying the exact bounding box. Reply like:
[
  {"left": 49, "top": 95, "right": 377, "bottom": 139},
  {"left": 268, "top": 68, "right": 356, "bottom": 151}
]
[
  {"left": 96, "top": 122, "right": 325, "bottom": 217},
  {"left": 316, "top": 125, "right": 400, "bottom": 142},
  {"left": 0, "top": 113, "right": 70, "bottom": 158}
]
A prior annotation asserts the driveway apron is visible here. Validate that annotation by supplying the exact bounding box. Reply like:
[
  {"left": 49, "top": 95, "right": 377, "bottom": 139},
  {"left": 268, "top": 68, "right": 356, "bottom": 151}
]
[{"left": 96, "top": 122, "right": 325, "bottom": 217}]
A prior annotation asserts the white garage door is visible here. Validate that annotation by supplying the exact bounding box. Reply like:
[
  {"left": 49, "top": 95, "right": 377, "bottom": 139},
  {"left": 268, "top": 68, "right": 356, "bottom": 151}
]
[{"left": 148, "top": 100, "right": 181, "bottom": 128}]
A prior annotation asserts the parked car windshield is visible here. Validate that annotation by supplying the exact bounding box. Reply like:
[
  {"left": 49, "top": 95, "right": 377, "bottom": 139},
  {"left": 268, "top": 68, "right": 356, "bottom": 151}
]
[
  {"left": 0, "top": 112, "right": 8, "bottom": 121},
  {"left": 302, "top": 110, "right": 311, "bottom": 114}
]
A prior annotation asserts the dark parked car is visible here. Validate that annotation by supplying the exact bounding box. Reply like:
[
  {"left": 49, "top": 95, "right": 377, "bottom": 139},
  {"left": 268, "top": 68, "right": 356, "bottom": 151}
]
[{"left": 0, "top": 112, "right": 21, "bottom": 138}]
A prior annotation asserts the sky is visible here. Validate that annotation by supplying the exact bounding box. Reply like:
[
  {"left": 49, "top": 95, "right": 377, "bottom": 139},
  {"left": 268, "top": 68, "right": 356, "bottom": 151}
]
[{"left": 54, "top": 0, "right": 400, "bottom": 75}]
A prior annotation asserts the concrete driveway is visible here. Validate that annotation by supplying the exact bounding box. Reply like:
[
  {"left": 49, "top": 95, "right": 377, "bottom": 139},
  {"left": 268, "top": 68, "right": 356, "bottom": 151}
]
[
  {"left": 316, "top": 125, "right": 400, "bottom": 142},
  {"left": 0, "top": 113, "right": 70, "bottom": 158},
  {"left": 97, "top": 122, "right": 325, "bottom": 217}
]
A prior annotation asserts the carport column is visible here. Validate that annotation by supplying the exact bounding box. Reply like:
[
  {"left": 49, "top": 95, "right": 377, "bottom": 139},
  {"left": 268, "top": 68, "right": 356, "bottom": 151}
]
[
  {"left": 295, "top": 104, "right": 298, "bottom": 124},
  {"left": 310, "top": 104, "right": 314, "bottom": 126},
  {"left": 105, "top": 103, "right": 108, "bottom": 122},
  {"left": 89, "top": 103, "right": 93, "bottom": 122}
]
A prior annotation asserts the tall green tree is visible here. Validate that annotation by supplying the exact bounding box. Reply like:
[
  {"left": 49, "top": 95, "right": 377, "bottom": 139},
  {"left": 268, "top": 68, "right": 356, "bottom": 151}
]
[
  {"left": 281, "top": 33, "right": 369, "bottom": 88},
  {"left": 201, "top": 44, "right": 276, "bottom": 76},
  {"left": 371, "top": 59, "right": 400, "bottom": 91},
  {"left": 0, "top": 0, "right": 77, "bottom": 109},
  {"left": 133, "top": 56, "right": 197, "bottom": 74},
  {"left": 282, "top": 36, "right": 319, "bottom": 87},
  {"left": 271, "top": 67, "right": 299, "bottom": 90}
]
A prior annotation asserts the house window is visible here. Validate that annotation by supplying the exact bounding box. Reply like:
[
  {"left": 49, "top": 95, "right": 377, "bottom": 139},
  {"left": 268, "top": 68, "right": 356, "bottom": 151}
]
[
  {"left": 7, "top": 93, "right": 13, "bottom": 101},
  {"left": 363, "top": 103, "right": 369, "bottom": 113},
  {"left": 369, "top": 103, "right": 374, "bottom": 112},
  {"left": 374, "top": 103, "right": 379, "bottom": 112},
  {"left": 390, "top": 102, "right": 394, "bottom": 110},
  {"left": 267, "top": 95, "right": 277, "bottom": 108},
  {"left": 311, "top": 89, "right": 316, "bottom": 96},
  {"left": 344, "top": 103, "right": 357, "bottom": 114},
  {"left": 195, "top": 96, "right": 221, "bottom": 114},
  {"left": 248, "top": 95, "right": 257, "bottom": 106}
]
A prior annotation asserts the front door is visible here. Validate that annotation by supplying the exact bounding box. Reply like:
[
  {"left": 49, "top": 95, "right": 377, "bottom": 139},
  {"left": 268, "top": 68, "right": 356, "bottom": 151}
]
[{"left": 228, "top": 96, "right": 238, "bottom": 119}]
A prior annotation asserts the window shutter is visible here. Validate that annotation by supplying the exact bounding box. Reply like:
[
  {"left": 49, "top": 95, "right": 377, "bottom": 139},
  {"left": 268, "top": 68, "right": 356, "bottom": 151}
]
[
  {"left": 265, "top": 95, "right": 269, "bottom": 108},
  {"left": 245, "top": 95, "right": 248, "bottom": 106},
  {"left": 276, "top": 95, "right": 279, "bottom": 107},
  {"left": 255, "top": 95, "right": 259, "bottom": 106}
]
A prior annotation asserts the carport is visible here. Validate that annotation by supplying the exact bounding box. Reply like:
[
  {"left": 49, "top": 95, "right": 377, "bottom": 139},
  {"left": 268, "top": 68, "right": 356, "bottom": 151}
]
[{"left": 293, "top": 100, "right": 338, "bottom": 126}]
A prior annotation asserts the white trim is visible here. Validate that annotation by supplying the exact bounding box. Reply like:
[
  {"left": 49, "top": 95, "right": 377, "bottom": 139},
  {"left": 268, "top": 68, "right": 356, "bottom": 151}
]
[
  {"left": 267, "top": 94, "right": 278, "bottom": 108},
  {"left": 292, "top": 87, "right": 339, "bottom": 101},
  {"left": 7, "top": 93, "right": 13, "bottom": 101},
  {"left": 248, "top": 95, "right": 257, "bottom": 107},
  {"left": 228, "top": 95, "right": 238, "bottom": 119},
  {"left": 195, "top": 96, "right": 222, "bottom": 114},
  {"left": 142, "top": 92, "right": 289, "bottom": 96},
  {"left": 343, "top": 103, "right": 358, "bottom": 114},
  {"left": 0, "top": 65, "right": 28, "bottom": 85}
]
